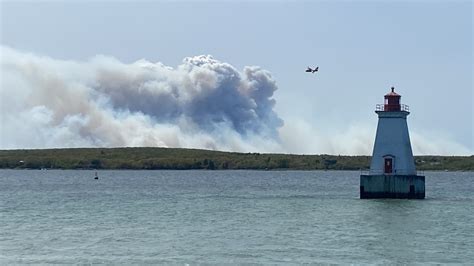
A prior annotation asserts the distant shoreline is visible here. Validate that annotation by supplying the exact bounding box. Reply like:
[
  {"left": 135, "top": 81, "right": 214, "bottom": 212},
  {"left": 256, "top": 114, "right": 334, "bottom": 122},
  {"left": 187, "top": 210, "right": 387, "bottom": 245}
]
[{"left": 1, "top": 147, "right": 473, "bottom": 171}]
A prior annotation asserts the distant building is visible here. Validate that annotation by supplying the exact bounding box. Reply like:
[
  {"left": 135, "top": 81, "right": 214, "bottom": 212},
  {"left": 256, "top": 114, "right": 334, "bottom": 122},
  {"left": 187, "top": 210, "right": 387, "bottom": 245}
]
[{"left": 360, "top": 87, "right": 425, "bottom": 199}]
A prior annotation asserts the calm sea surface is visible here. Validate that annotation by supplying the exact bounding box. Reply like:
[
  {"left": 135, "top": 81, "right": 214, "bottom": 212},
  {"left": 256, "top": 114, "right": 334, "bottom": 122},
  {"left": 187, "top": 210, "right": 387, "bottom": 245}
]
[{"left": 0, "top": 170, "right": 473, "bottom": 264}]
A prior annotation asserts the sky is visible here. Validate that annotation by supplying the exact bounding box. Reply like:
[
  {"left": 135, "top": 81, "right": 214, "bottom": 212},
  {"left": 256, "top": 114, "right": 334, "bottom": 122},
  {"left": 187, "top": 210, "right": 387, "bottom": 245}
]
[{"left": 0, "top": 0, "right": 472, "bottom": 155}]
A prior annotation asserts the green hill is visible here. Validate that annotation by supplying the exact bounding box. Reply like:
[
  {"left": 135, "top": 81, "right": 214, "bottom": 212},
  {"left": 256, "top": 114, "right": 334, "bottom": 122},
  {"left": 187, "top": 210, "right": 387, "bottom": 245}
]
[{"left": 0, "top": 148, "right": 472, "bottom": 171}]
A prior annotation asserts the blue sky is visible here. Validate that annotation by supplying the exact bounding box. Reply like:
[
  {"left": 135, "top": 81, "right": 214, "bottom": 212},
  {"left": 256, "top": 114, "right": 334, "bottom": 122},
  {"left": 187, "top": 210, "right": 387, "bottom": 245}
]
[{"left": 1, "top": 1, "right": 472, "bottom": 154}]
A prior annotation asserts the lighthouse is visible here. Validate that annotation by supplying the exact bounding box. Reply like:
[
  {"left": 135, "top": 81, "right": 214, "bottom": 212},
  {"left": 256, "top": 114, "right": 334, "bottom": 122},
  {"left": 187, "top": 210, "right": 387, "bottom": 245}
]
[{"left": 360, "top": 87, "right": 425, "bottom": 199}]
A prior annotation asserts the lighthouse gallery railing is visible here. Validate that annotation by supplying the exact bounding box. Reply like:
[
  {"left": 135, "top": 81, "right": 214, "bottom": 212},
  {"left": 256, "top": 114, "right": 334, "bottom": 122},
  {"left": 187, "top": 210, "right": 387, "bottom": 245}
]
[{"left": 376, "top": 104, "right": 410, "bottom": 112}]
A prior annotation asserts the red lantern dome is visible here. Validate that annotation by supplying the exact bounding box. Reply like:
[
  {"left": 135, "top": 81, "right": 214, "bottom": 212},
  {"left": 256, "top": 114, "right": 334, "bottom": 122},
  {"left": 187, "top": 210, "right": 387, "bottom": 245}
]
[{"left": 384, "top": 87, "right": 401, "bottom": 111}]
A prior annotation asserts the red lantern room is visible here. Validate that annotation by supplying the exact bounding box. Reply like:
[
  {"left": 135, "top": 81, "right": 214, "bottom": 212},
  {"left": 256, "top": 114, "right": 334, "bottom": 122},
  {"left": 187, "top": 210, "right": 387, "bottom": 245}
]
[
  {"left": 384, "top": 87, "right": 401, "bottom": 111},
  {"left": 376, "top": 87, "right": 409, "bottom": 112}
]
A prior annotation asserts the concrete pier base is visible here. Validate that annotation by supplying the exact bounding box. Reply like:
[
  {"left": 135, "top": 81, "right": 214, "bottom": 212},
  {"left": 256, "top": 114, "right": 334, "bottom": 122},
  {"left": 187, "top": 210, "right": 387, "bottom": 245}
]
[{"left": 360, "top": 174, "right": 425, "bottom": 199}]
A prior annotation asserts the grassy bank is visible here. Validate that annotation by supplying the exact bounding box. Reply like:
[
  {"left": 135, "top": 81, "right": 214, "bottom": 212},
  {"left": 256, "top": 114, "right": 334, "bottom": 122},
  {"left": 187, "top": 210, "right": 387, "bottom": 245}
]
[{"left": 0, "top": 148, "right": 473, "bottom": 171}]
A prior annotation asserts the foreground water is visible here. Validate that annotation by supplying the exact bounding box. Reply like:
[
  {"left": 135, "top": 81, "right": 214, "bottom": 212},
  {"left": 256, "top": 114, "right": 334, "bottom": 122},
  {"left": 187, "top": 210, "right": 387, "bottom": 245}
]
[{"left": 0, "top": 170, "right": 473, "bottom": 264}]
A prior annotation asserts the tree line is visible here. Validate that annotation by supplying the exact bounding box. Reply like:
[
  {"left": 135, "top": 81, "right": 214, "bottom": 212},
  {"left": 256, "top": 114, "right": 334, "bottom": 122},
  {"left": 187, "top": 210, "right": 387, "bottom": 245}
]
[{"left": 0, "top": 148, "right": 472, "bottom": 171}]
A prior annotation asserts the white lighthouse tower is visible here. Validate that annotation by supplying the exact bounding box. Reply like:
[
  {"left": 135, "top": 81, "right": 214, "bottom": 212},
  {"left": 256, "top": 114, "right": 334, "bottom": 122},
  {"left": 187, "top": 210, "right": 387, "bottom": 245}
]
[{"left": 360, "top": 87, "right": 425, "bottom": 199}]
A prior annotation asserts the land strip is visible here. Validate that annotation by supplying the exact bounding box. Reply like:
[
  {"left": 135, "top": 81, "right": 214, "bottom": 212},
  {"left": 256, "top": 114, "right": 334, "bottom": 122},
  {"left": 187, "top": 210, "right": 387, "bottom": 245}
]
[{"left": 0, "top": 148, "right": 472, "bottom": 171}]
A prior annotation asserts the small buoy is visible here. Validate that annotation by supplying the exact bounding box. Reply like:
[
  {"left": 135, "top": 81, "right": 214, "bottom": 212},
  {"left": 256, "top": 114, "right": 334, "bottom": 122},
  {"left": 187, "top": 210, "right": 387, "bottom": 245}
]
[{"left": 94, "top": 171, "right": 99, "bottom": 180}]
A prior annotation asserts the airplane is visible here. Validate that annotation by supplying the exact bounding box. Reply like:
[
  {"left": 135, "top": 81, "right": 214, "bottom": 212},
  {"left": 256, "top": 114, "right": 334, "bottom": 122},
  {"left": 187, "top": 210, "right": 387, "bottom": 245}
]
[{"left": 305, "top": 66, "right": 319, "bottom": 73}]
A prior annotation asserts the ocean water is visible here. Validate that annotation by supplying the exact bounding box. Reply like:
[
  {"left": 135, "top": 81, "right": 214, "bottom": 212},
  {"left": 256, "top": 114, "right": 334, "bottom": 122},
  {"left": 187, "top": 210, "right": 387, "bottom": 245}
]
[{"left": 0, "top": 170, "right": 473, "bottom": 264}]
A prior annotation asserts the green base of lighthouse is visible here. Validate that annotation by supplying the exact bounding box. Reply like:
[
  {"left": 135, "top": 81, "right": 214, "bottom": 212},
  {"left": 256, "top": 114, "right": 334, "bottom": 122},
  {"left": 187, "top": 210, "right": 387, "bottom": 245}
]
[{"left": 360, "top": 175, "right": 425, "bottom": 199}]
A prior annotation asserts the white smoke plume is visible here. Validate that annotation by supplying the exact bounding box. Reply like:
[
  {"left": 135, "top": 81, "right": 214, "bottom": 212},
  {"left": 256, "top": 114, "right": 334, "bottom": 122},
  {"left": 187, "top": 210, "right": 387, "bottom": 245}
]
[
  {"left": 0, "top": 46, "right": 282, "bottom": 151},
  {"left": 279, "top": 118, "right": 473, "bottom": 156}
]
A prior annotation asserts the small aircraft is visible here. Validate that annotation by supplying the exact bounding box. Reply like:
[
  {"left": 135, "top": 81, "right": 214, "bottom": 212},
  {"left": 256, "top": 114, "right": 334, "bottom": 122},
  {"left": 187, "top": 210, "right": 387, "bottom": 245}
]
[{"left": 305, "top": 66, "right": 319, "bottom": 73}]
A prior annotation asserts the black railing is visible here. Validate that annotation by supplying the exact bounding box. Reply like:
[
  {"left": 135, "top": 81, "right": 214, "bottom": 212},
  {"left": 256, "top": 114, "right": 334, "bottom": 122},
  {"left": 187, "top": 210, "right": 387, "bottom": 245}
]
[{"left": 376, "top": 104, "right": 409, "bottom": 112}]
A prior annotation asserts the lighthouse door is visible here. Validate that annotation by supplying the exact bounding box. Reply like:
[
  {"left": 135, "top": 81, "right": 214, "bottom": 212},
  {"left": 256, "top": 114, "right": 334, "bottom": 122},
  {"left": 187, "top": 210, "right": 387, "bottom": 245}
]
[{"left": 384, "top": 158, "right": 393, "bottom": 174}]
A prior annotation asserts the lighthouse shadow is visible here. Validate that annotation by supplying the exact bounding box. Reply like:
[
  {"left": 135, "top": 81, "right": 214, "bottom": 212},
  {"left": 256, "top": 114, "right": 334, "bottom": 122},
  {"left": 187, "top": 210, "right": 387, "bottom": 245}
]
[
  {"left": 365, "top": 198, "right": 421, "bottom": 208},
  {"left": 354, "top": 199, "right": 431, "bottom": 262},
  {"left": 359, "top": 199, "right": 426, "bottom": 224}
]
